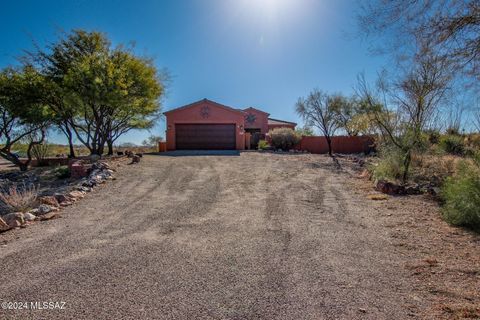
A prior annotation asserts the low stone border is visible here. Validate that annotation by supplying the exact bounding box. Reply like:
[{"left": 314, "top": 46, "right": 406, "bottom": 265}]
[{"left": 0, "top": 161, "right": 116, "bottom": 233}]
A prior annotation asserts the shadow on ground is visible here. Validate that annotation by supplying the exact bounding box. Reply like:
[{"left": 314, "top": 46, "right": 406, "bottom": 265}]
[{"left": 148, "top": 150, "right": 240, "bottom": 157}]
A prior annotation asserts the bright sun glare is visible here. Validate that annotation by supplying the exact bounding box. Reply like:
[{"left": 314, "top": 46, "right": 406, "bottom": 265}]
[{"left": 237, "top": 0, "right": 299, "bottom": 19}]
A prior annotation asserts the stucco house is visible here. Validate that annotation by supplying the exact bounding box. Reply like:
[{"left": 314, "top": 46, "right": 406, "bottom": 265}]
[{"left": 164, "top": 99, "right": 296, "bottom": 150}]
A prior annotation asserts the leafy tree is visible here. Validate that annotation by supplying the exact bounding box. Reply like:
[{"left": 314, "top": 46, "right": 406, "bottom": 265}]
[
  {"left": 296, "top": 90, "right": 340, "bottom": 156},
  {"left": 142, "top": 134, "right": 163, "bottom": 147},
  {"left": 295, "top": 126, "right": 315, "bottom": 136},
  {"left": 0, "top": 67, "right": 51, "bottom": 171},
  {"left": 35, "top": 30, "right": 164, "bottom": 156}
]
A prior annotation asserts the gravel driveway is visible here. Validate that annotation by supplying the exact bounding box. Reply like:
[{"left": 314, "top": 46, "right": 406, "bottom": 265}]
[{"left": 0, "top": 153, "right": 424, "bottom": 319}]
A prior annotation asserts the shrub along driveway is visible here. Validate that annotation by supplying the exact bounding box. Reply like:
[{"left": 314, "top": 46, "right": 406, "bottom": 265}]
[{"left": 0, "top": 153, "right": 477, "bottom": 319}]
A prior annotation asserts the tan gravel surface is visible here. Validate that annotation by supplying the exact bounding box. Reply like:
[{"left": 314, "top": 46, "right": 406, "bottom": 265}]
[{"left": 0, "top": 153, "right": 477, "bottom": 319}]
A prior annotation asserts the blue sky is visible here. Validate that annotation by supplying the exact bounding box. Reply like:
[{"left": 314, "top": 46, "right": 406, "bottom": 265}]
[{"left": 0, "top": 0, "right": 387, "bottom": 144}]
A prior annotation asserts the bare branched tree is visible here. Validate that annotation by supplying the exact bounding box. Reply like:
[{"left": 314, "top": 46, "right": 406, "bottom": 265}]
[
  {"left": 358, "top": 0, "right": 480, "bottom": 84},
  {"left": 296, "top": 90, "right": 340, "bottom": 156},
  {"left": 357, "top": 51, "right": 451, "bottom": 182}
]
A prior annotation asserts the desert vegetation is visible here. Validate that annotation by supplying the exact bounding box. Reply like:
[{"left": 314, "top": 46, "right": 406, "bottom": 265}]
[
  {"left": 0, "top": 29, "right": 166, "bottom": 171},
  {"left": 292, "top": 0, "right": 480, "bottom": 232}
]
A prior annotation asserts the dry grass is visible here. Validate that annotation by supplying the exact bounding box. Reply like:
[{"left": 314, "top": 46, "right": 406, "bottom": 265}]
[
  {"left": 0, "top": 184, "right": 38, "bottom": 213},
  {"left": 411, "top": 153, "right": 466, "bottom": 184}
]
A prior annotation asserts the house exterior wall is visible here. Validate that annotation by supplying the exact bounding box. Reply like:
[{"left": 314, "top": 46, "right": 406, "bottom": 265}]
[
  {"left": 165, "top": 100, "right": 246, "bottom": 151},
  {"left": 243, "top": 108, "right": 269, "bottom": 134}
]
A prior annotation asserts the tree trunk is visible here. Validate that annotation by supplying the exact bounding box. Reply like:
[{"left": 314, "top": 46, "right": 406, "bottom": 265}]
[
  {"left": 66, "top": 126, "right": 75, "bottom": 158},
  {"left": 402, "top": 150, "right": 411, "bottom": 183},
  {"left": 326, "top": 136, "right": 333, "bottom": 156},
  {"left": 107, "top": 139, "right": 113, "bottom": 155}
]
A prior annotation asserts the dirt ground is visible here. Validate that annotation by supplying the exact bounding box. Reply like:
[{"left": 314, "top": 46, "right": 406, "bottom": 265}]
[{"left": 0, "top": 152, "right": 478, "bottom": 319}]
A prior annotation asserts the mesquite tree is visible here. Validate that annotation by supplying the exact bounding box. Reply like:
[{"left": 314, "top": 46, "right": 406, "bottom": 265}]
[
  {"left": 0, "top": 67, "right": 50, "bottom": 171},
  {"left": 296, "top": 90, "right": 341, "bottom": 156},
  {"left": 357, "top": 52, "right": 451, "bottom": 182},
  {"left": 35, "top": 30, "right": 164, "bottom": 155}
]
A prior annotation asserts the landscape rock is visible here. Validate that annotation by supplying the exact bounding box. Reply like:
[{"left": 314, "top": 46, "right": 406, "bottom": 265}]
[
  {"left": 405, "top": 184, "right": 422, "bottom": 195},
  {"left": 0, "top": 217, "right": 11, "bottom": 231},
  {"left": 131, "top": 155, "right": 140, "bottom": 164},
  {"left": 76, "top": 186, "right": 92, "bottom": 193},
  {"left": 23, "top": 212, "right": 36, "bottom": 222},
  {"left": 68, "top": 190, "right": 85, "bottom": 200},
  {"left": 89, "top": 154, "right": 101, "bottom": 163},
  {"left": 2, "top": 212, "right": 25, "bottom": 228},
  {"left": 54, "top": 193, "right": 68, "bottom": 204},
  {"left": 38, "top": 211, "right": 60, "bottom": 221},
  {"left": 36, "top": 204, "right": 57, "bottom": 216},
  {"left": 376, "top": 180, "right": 406, "bottom": 195},
  {"left": 39, "top": 196, "right": 59, "bottom": 208},
  {"left": 60, "top": 201, "right": 73, "bottom": 207}
]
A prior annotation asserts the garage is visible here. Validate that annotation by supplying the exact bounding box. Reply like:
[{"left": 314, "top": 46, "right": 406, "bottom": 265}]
[{"left": 175, "top": 124, "right": 236, "bottom": 150}]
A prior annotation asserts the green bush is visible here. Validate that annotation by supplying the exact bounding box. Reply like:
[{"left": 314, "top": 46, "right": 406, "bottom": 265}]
[
  {"left": 54, "top": 166, "right": 70, "bottom": 179},
  {"left": 31, "top": 143, "right": 51, "bottom": 166},
  {"left": 269, "top": 128, "right": 301, "bottom": 151},
  {"left": 257, "top": 140, "right": 270, "bottom": 150},
  {"left": 425, "top": 129, "right": 440, "bottom": 144},
  {"left": 439, "top": 135, "right": 465, "bottom": 155},
  {"left": 371, "top": 149, "right": 406, "bottom": 181},
  {"left": 441, "top": 160, "right": 480, "bottom": 230}
]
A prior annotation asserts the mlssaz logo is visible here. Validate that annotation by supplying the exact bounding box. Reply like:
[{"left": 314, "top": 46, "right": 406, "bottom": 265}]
[
  {"left": 200, "top": 106, "right": 210, "bottom": 118},
  {"left": 245, "top": 113, "right": 256, "bottom": 124}
]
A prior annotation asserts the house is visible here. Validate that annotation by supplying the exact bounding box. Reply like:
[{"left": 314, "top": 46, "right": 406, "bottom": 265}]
[{"left": 164, "top": 99, "right": 296, "bottom": 150}]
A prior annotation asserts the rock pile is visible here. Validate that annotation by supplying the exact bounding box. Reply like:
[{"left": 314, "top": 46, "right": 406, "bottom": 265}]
[{"left": 0, "top": 161, "right": 116, "bottom": 233}]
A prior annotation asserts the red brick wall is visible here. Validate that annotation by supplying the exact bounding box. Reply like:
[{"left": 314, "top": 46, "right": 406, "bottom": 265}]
[{"left": 298, "top": 136, "right": 375, "bottom": 154}]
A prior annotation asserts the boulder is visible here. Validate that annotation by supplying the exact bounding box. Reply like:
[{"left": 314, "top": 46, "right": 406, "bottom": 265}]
[
  {"left": 0, "top": 217, "right": 11, "bottom": 231},
  {"left": 54, "top": 193, "right": 68, "bottom": 204},
  {"left": 2, "top": 212, "right": 24, "bottom": 228},
  {"left": 89, "top": 154, "right": 101, "bottom": 163},
  {"left": 36, "top": 204, "right": 57, "bottom": 216},
  {"left": 23, "top": 212, "right": 36, "bottom": 222},
  {"left": 375, "top": 180, "right": 406, "bottom": 195},
  {"left": 405, "top": 184, "right": 422, "bottom": 195},
  {"left": 75, "top": 185, "right": 92, "bottom": 193},
  {"left": 68, "top": 190, "right": 85, "bottom": 200},
  {"left": 131, "top": 155, "right": 140, "bottom": 164},
  {"left": 39, "top": 196, "right": 59, "bottom": 208},
  {"left": 38, "top": 211, "right": 60, "bottom": 221},
  {"left": 60, "top": 201, "right": 73, "bottom": 207}
]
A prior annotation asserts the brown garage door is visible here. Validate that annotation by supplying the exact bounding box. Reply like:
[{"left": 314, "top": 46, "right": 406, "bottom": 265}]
[{"left": 175, "top": 124, "right": 236, "bottom": 150}]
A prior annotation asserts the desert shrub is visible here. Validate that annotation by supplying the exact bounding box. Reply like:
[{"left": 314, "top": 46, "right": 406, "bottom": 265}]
[
  {"left": 425, "top": 129, "right": 440, "bottom": 144},
  {"left": 0, "top": 184, "right": 38, "bottom": 213},
  {"left": 439, "top": 135, "right": 465, "bottom": 155},
  {"left": 269, "top": 128, "right": 301, "bottom": 151},
  {"left": 465, "top": 133, "right": 480, "bottom": 149},
  {"left": 371, "top": 147, "right": 406, "bottom": 181},
  {"left": 31, "top": 143, "right": 51, "bottom": 166},
  {"left": 441, "top": 158, "right": 480, "bottom": 230},
  {"left": 257, "top": 140, "right": 270, "bottom": 150},
  {"left": 54, "top": 166, "right": 70, "bottom": 179}
]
